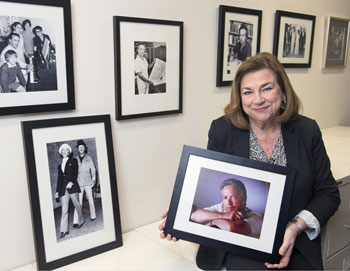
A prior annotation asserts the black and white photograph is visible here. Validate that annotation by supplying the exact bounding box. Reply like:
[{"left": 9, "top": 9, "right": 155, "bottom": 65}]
[
  {"left": 273, "top": 10, "right": 316, "bottom": 68},
  {"left": 216, "top": 5, "right": 262, "bottom": 87},
  {"left": 0, "top": 16, "right": 57, "bottom": 93},
  {"left": 134, "top": 41, "right": 166, "bottom": 95},
  {"left": 47, "top": 138, "right": 104, "bottom": 242},
  {"left": 282, "top": 24, "right": 307, "bottom": 58},
  {"left": 22, "top": 115, "right": 122, "bottom": 270},
  {"left": 0, "top": 0, "right": 74, "bottom": 116},
  {"left": 323, "top": 16, "right": 350, "bottom": 68},
  {"left": 114, "top": 16, "right": 183, "bottom": 120},
  {"left": 164, "top": 145, "right": 296, "bottom": 263},
  {"left": 190, "top": 167, "right": 269, "bottom": 239}
]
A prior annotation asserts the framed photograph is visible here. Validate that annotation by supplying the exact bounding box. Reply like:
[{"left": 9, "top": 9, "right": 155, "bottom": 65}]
[
  {"left": 273, "top": 10, "right": 316, "bottom": 68},
  {"left": 164, "top": 145, "right": 296, "bottom": 263},
  {"left": 322, "top": 16, "right": 350, "bottom": 68},
  {"left": 113, "top": 16, "right": 183, "bottom": 120},
  {"left": 216, "top": 5, "right": 262, "bottom": 87},
  {"left": 22, "top": 115, "right": 122, "bottom": 270},
  {"left": 0, "top": 0, "right": 75, "bottom": 116}
]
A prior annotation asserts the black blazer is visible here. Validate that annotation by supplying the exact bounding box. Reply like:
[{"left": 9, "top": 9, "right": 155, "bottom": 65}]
[
  {"left": 56, "top": 157, "right": 81, "bottom": 197},
  {"left": 196, "top": 115, "right": 340, "bottom": 270}
]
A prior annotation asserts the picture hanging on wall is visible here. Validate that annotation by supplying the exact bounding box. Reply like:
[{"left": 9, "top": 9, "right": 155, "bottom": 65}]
[
  {"left": 164, "top": 145, "right": 296, "bottom": 263},
  {"left": 0, "top": 0, "right": 75, "bottom": 116},
  {"left": 22, "top": 115, "right": 122, "bottom": 270},
  {"left": 113, "top": 16, "right": 183, "bottom": 120},
  {"left": 216, "top": 5, "right": 262, "bottom": 87},
  {"left": 322, "top": 16, "right": 350, "bottom": 68},
  {"left": 273, "top": 10, "right": 316, "bottom": 68}
]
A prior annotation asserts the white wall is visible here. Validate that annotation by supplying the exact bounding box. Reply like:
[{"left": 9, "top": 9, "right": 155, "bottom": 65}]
[{"left": 1, "top": 0, "right": 349, "bottom": 269}]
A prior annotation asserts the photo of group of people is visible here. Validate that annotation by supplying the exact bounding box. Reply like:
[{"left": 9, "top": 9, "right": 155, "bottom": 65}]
[
  {"left": 190, "top": 167, "right": 270, "bottom": 239},
  {"left": 134, "top": 41, "right": 166, "bottom": 95},
  {"left": 0, "top": 15, "right": 57, "bottom": 94},
  {"left": 46, "top": 138, "right": 104, "bottom": 242},
  {"left": 282, "top": 23, "right": 307, "bottom": 58}
]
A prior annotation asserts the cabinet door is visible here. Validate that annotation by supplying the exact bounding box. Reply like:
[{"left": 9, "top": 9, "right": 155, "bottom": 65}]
[{"left": 327, "top": 181, "right": 350, "bottom": 257}]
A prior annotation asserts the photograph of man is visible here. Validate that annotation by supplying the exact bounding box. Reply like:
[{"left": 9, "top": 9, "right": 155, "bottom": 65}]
[
  {"left": 73, "top": 139, "right": 97, "bottom": 227},
  {"left": 134, "top": 43, "right": 155, "bottom": 95},
  {"left": 0, "top": 32, "right": 33, "bottom": 83},
  {"left": 191, "top": 178, "right": 263, "bottom": 238},
  {"left": 232, "top": 24, "right": 252, "bottom": 62}
]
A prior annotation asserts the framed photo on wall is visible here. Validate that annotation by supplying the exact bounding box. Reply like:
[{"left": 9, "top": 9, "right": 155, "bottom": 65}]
[
  {"left": 164, "top": 145, "right": 296, "bottom": 263},
  {"left": 322, "top": 16, "right": 350, "bottom": 68},
  {"left": 216, "top": 5, "right": 262, "bottom": 87},
  {"left": 273, "top": 10, "right": 316, "bottom": 68},
  {"left": 0, "top": 0, "right": 75, "bottom": 116},
  {"left": 22, "top": 115, "right": 122, "bottom": 270},
  {"left": 113, "top": 16, "right": 183, "bottom": 120}
]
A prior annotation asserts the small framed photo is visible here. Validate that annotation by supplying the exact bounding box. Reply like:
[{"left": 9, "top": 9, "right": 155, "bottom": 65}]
[
  {"left": 113, "top": 16, "right": 183, "bottom": 120},
  {"left": 0, "top": 0, "right": 75, "bottom": 116},
  {"left": 273, "top": 10, "right": 316, "bottom": 68},
  {"left": 164, "top": 145, "right": 295, "bottom": 263},
  {"left": 216, "top": 5, "right": 262, "bottom": 87},
  {"left": 322, "top": 16, "right": 350, "bottom": 68},
  {"left": 22, "top": 115, "right": 122, "bottom": 270}
]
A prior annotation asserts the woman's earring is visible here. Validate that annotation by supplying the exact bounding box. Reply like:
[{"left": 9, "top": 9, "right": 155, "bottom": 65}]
[{"left": 281, "top": 95, "right": 287, "bottom": 109}]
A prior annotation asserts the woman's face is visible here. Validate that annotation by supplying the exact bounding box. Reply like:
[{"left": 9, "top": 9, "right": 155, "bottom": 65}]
[
  {"left": 14, "top": 24, "right": 23, "bottom": 33},
  {"left": 61, "top": 148, "right": 70, "bottom": 158},
  {"left": 240, "top": 68, "right": 283, "bottom": 128}
]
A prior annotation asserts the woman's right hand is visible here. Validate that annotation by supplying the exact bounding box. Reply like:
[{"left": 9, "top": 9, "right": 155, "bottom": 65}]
[
  {"left": 158, "top": 208, "right": 178, "bottom": 242},
  {"left": 55, "top": 192, "right": 59, "bottom": 198}
]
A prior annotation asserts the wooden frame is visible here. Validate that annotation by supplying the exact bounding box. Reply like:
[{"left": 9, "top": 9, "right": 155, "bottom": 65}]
[
  {"left": 164, "top": 145, "right": 296, "bottom": 263},
  {"left": 21, "top": 115, "right": 122, "bottom": 270},
  {"left": 0, "top": 0, "right": 75, "bottom": 116},
  {"left": 322, "top": 16, "right": 350, "bottom": 68},
  {"left": 114, "top": 16, "right": 183, "bottom": 120},
  {"left": 273, "top": 10, "right": 316, "bottom": 68},
  {"left": 216, "top": 5, "right": 262, "bottom": 87}
]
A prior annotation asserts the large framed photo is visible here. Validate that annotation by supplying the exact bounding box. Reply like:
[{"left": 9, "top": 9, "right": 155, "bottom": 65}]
[
  {"left": 22, "top": 115, "right": 122, "bottom": 270},
  {"left": 322, "top": 16, "right": 350, "bottom": 68},
  {"left": 114, "top": 16, "right": 183, "bottom": 120},
  {"left": 0, "top": 0, "right": 75, "bottom": 116},
  {"left": 273, "top": 10, "right": 316, "bottom": 68},
  {"left": 164, "top": 145, "right": 295, "bottom": 263},
  {"left": 216, "top": 5, "right": 262, "bottom": 87}
]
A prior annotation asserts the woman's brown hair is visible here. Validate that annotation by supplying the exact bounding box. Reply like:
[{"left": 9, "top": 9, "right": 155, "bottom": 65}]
[{"left": 224, "top": 52, "right": 302, "bottom": 130}]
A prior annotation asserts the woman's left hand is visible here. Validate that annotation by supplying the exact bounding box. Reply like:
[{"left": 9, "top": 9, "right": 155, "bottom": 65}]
[
  {"left": 66, "top": 182, "right": 73, "bottom": 189},
  {"left": 264, "top": 222, "right": 299, "bottom": 269}
]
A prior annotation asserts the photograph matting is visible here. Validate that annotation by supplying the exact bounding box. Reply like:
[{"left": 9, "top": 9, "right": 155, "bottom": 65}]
[{"left": 165, "top": 145, "right": 296, "bottom": 263}]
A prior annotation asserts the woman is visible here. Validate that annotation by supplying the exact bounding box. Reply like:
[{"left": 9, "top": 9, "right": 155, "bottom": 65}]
[
  {"left": 55, "top": 143, "right": 84, "bottom": 239},
  {"left": 159, "top": 52, "right": 340, "bottom": 270},
  {"left": 10, "top": 22, "right": 25, "bottom": 64}
]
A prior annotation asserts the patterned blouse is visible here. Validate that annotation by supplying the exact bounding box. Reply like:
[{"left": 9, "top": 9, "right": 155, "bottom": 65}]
[{"left": 249, "top": 129, "right": 287, "bottom": 167}]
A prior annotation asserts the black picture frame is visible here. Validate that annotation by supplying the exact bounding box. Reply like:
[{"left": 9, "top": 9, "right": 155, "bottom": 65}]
[
  {"left": 113, "top": 16, "right": 183, "bottom": 120},
  {"left": 322, "top": 16, "right": 350, "bottom": 68},
  {"left": 164, "top": 145, "right": 296, "bottom": 263},
  {"left": 273, "top": 10, "right": 316, "bottom": 68},
  {"left": 216, "top": 5, "right": 262, "bottom": 87},
  {"left": 21, "top": 115, "right": 122, "bottom": 270},
  {"left": 0, "top": 0, "right": 75, "bottom": 116}
]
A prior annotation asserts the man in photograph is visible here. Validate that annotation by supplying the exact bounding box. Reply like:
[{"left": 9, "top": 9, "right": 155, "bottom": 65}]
[
  {"left": 190, "top": 178, "right": 263, "bottom": 238},
  {"left": 0, "top": 33, "right": 33, "bottom": 81},
  {"left": 73, "top": 139, "right": 97, "bottom": 227},
  {"left": 134, "top": 43, "right": 154, "bottom": 94},
  {"left": 232, "top": 24, "right": 252, "bottom": 62}
]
